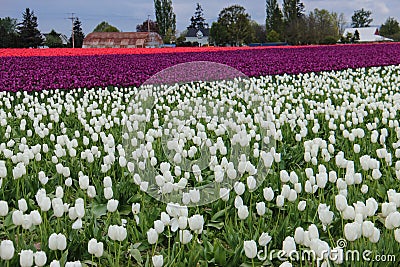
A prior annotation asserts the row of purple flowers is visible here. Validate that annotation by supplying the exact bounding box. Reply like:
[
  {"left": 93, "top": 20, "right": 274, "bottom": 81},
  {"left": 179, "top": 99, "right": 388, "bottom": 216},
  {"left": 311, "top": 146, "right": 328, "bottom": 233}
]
[{"left": 1, "top": 43, "right": 400, "bottom": 91}]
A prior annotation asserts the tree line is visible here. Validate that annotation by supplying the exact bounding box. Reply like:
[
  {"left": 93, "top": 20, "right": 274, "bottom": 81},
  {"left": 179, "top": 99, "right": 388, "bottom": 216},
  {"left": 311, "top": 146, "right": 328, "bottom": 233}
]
[
  {"left": 1, "top": 1, "right": 400, "bottom": 48},
  {"left": 0, "top": 8, "right": 85, "bottom": 48}
]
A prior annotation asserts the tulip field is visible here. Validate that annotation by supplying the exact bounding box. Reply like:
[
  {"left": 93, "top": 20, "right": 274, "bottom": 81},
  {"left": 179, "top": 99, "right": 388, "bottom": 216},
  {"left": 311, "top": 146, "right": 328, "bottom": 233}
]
[{"left": 1, "top": 44, "right": 400, "bottom": 266}]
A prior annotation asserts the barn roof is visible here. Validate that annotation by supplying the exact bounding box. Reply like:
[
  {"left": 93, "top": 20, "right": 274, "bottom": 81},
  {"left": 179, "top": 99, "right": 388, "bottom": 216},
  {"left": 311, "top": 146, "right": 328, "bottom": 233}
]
[
  {"left": 343, "top": 27, "right": 393, "bottom": 42},
  {"left": 83, "top": 32, "right": 163, "bottom": 48},
  {"left": 186, "top": 27, "right": 210, "bottom": 38}
]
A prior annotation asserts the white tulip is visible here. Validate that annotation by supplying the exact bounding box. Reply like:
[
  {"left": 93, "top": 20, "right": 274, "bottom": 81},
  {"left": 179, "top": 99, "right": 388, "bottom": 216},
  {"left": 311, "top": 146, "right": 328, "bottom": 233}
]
[
  {"left": 87, "top": 185, "right": 96, "bottom": 198},
  {"left": 188, "top": 214, "right": 204, "bottom": 234},
  {"left": 12, "top": 210, "right": 23, "bottom": 225},
  {"left": 179, "top": 229, "right": 192, "bottom": 244},
  {"left": 362, "top": 221, "right": 374, "bottom": 238},
  {"left": 256, "top": 202, "right": 266, "bottom": 216},
  {"left": 298, "top": 201, "right": 306, "bottom": 211},
  {"left": 50, "top": 260, "right": 61, "bottom": 267},
  {"left": 147, "top": 228, "right": 158, "bottom": 244},
  {"left": 18, "top": 198, "right": 28, "bottom": 212},
  {"left": 258, "top": 232, "right": 272, "bottom": 246},
  {"left": 394, "top": 228, "right": 400, "bottom": 243},
  {"left": 0, "top": 240, "right": 14, "bottom": 260},
  {"left": 243, "top": 240, "right": 257, "bottom": 259},
  {"left": 189, "top": 189, "right": 200, "bottom": 203},
  {"left": 19, "top": 249, "right": 33, "bottom": 267},
  {"left": 294, "top": 227, "right": 304, "bottom": 245},
  {"left": 247, "top": 176, "right": 257, "bottom": 191},
  {"left": 234, "top": 182, "right": 245, "bottom": 195},
  {"left": 335, "top": 194, "right": 347, "bottom": 212},
  {"left": 30, "top": 210, "right": 42, "bottom": 225},
  {"left": 152, "top": 255, "right": 164, "bottom": 267},
  {"left": 107, "top": 199, "right": 119, "bottom": 213},
  {"left": 154, "top": 220, "right": 165, "bottom": 234},
  {"left": 132, "top": 203, "right": 140, "bottom": 215},
  {"left": 0, "top": 200, "right": 9, "bottom": 216},
  {"left": 219, "top": 188, "right": 230, "bottom": 201},
  {"left": 237, "top": 205, "right": 249, "bottom": 220},
  {"left": 263, "top": 187, "right": 274, "bottom": 201},
  {"left": 276, "top": 195, "right": 284, "bottom": 207},
  {"left": 104, "top": 187, "right": 113, "bottom": 199},
  {"left": 282, "top": 236, "right": 296, "bottom": 256},
  {"left": 79, "top": 175, "right": 89, "bottom": 189},
  {"left": 344, "top": 222, "right": 361, "bottom": 241},
  {"left": 34, "top": 251, "right": 47, "bottom": 267}
]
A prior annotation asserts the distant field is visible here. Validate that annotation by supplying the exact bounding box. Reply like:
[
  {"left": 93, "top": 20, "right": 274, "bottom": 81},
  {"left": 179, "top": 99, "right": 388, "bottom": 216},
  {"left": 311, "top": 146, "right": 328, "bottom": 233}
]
[{"left": 2, "top": 43, "right": 400, "bottom": 91}]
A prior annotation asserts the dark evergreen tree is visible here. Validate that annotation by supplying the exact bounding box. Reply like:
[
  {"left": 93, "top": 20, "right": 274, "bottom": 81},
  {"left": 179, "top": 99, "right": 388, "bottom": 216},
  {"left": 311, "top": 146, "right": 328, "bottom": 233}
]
[
  {"left": 354, "top": 29, "right": 360, "bottom": 41},
  {"left": 154, "top": 0, "right": 176, "bottom": 39},
  {"left": 17, "top": 8, "right": 43, "bottom": 48},
  {"left": 69, "top": 18, "right": 85, "bottom": 48},
  {"left": 189, "top": 3, "right": 208, "bottom": 29}
]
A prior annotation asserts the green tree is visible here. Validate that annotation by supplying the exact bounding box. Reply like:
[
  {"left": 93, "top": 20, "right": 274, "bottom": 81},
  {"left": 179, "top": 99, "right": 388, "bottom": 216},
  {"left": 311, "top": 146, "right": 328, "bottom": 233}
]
[
  {"left": 136, "top": 19, "right": 159, "bottom": 32},
  {"left": 266, "top": 0, "right": 283, "bottom": 37},
  {"left": 189, "top": 3, "right": 208, "bottom": 29},
  {"left": 93, "top": 21, "right": 120, "bottom": 32},
  {"left": 69, "top": 18, "right": 85, "bottom": 48},
  {"left": 283, "top": 0, "right": 305, "bottom": 22},
  {"left": 332, "top": 12, "right": 346, "bottom": 36},
  {"left": 0, "top": 17, "right": 19, "bottom": 47},
  {"left": 209, "top": 21, "right": 229, "bottom": 46},
  {"left": 17, "top": 8, "right": 43, "bottom": 48},
  {"left": 211, "top": 5, "right": 252, "bottom": 46},
  {"left": 44, "top": 29, "right": 63, "bottom": 48},
  {"left": 266, "top": 29, "right": 280, "bottom": 42},
  {"left": 351, "top": 8, "right": 373, "bottom": 27},
  {"left": 282, "top": 0, "right": 306, "bottom": 44},
  {"left": 306, "top": 9, "right": 339, "bottom": 44},
  {"left": 154, "top": 0, "right": 176, "bottom": 40},
  {"left": 380, "top": 17, "right": 400, "bottom": 38},
  {"left": 250, "top": 21, "right": 266, "bottom": 43},
  {"left": 163, "top": 28, "right": 176, "bottom": 44}
]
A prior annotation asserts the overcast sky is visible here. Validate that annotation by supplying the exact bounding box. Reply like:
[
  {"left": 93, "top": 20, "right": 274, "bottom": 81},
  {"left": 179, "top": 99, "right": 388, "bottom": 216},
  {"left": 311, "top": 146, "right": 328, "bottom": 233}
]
[{"left": 1, "top": 0, "right": 397, "bottom": 36}]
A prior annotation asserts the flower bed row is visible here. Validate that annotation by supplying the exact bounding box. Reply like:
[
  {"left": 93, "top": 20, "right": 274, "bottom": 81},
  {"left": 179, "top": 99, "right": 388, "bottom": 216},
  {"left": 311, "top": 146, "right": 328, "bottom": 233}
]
[
  {"left": 0, "top": 44, "right": 347, "bottom": 58},
  {"left": 1, "top": 43, "right": 400, "bottom": 91}
]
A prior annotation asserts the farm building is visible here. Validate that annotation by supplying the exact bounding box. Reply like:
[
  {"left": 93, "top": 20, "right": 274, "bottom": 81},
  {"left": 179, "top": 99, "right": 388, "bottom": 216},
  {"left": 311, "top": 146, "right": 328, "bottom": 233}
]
[
  {"left": 185, "top": 27, "right": 210, "bottom": 46},
  {"left": 343, "top": 27, "right": 393, "bottom": 42},
  {"left": 82, "top": 32, "right": 163, "bottom": 48}
]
